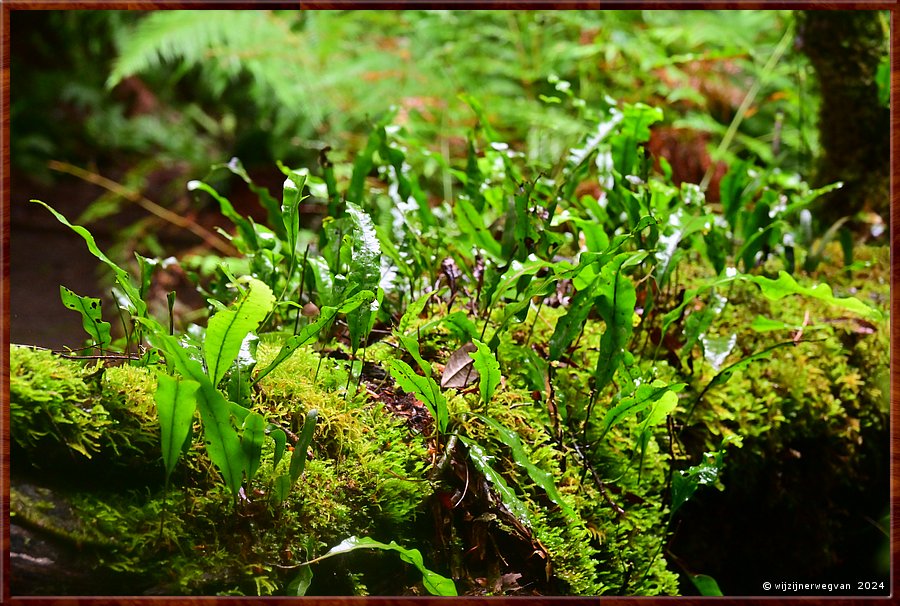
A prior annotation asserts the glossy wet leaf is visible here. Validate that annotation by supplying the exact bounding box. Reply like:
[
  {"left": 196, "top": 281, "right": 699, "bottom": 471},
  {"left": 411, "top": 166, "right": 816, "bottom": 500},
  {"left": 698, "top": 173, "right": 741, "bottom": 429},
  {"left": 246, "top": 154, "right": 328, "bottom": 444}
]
[
  {"left": 749, "top": 315, "right": 798, "bottom": 332},
  {"left": 635, "top": 389, "right": 680, "bottom": 477},
  {"left": 691, "top": 574, "right": 724, "bottom": 596},
  {"left": 458, "top": 435, "right": 531, "bottom": 528},
  {"left": 440, "top": 342, "right": 478, "bottom": 389},
  {"left": 289, "top": 408, "right": 318, "bottom": 484},
  {"left": 655, "top": 210, "right": 713, "bottom": 287},
  {"left": 477, "top": 415, "right": 577, "bottom": 521},
  {"left": 738, "top": 220, "right": 782, "bottom": 273},
  {"left": 592, "top": 252, "right": 647, "bottom": 392},
  {"left": 611, "top": 103, "right": 663, "bottom": 176},
  {"left": 398, "top": 333, "right": 431, "bottom": 376},
  {"left": 286, "top": 565, "right": 313, "bottom": 597},
  {"left": 396, "top": 292, "right": 436, "bottom": 376},
  {"left": 680, "top": 291, "right": 728, "bottom": 360},
  {"left": 637, "top": 390, "right": 679, "bottom": 436},
  {"left": 718, "top": 159, "right": 754, "bottom": 231},
  {"left": 566, "top": 110, "right": 622, "bottom": 169},
  {"left": 268, "top": 425, "right": 287, "bottom": 468},
  {"left": 700, "top": 333, "right": 737, "bottom": 371},
  {"left": 280, "top": 169, "right": 307, "bottom": 269},
  {"left": 703, "top": 340, "right": 800, "bottom": 394},
  {"left": 702, "top": 226, "right": 729, "bottom": 276},
  {"left": 548, "top": 276, "right": 597, "bottom": 361},
  {"left": 440, "top": 311, "right": 479, "bottom": 342},
  {"left": 398, "top": 290, "right": 434, "bottom": 334},
  {"left": 470, "top": 339, "right": 501, "bottom": 408},
  {"left": 204, "top": 276, "right": 276, "bottom": 387},
  {"left": 488, "top": 278, "right": 557, "bottom": 348},
  {"left": 507, "top": 178, "right": 539, "bottom": 262},
  {"left": 453, "top": 197, "right": 502, "bottom": 261},
  {"left": 488, "top": 257, "right": 551, "bottom": 309},
  {"left": 194, "top": 396, "right": 246, "bottom": 494},
  {"left": 274, "top": 168, "right": 308, "bottom": 315},
  {"left": 241, "top": 411, "right": 266, "bottom": 482},
  {"left": 59, "top": 286, "right": 111, "bottom": 350},
  {"left": 571, "top": 218, "right": 610, "bottom": 252},
  {"left": 598, "top": 380, "right": 685, "bottom": 442},
  {"left": 390, "top": 359, "right": 448, "bottom": 433},
  {"left": 133, "top": 252, "right": 159, "bottom": 302},
  {"left": 154, "top": 373, "right": 199, "bottom": 482},
  {"left": 316, "top": 536, "right": 456, "bottom": 596},
  {"left": 307, "top": 256, "right": 334, "bottom": 307},
  {"left": 225, "top": 334, "right": 259, "bottom": 406},
  {"left": 671, "top": 437, "right": 741, "bottom": 516}
]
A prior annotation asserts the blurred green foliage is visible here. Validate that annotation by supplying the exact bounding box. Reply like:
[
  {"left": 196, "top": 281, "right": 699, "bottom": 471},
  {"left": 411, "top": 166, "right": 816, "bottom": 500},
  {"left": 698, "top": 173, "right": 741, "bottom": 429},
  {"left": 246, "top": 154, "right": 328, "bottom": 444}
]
[{"left": 14, "top": 10, "right": 824, "bottom": 181}]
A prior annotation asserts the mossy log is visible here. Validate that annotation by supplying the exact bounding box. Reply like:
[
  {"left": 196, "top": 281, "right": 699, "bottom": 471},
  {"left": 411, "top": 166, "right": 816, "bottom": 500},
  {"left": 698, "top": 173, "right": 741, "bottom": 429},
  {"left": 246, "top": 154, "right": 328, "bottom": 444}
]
[{"left": 9, "top": 249, "right": 889, "bottom": 596}]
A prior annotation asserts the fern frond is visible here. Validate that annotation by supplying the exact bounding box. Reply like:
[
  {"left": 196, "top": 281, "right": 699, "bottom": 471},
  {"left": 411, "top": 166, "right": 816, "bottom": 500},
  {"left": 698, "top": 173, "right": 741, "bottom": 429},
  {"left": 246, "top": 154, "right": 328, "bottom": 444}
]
[
  {"left": 108, "top": 11, "right": 300, "bottom": 87},
  {"left": 108, "top": 10, "right": 329, "bottom": 126}
]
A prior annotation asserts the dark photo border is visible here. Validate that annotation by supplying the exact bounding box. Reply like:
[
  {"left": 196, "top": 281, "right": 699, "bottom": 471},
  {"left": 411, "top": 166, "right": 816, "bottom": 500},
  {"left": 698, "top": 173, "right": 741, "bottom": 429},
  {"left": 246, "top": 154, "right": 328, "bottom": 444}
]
[{"left": 1, "top": 1, "right": 895, "bottom": 604}]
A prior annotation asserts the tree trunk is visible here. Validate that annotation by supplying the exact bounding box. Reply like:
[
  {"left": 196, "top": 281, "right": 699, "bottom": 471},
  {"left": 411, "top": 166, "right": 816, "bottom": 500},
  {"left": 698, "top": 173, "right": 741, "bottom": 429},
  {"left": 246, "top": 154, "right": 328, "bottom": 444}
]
[{"left": 796, "top": 10, "right": 889, "bottom": 226}]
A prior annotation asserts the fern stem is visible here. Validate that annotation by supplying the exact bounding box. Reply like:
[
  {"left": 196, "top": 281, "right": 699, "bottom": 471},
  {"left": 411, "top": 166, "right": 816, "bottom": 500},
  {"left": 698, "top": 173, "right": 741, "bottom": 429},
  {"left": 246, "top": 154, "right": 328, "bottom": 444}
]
[
  {"left": 699, "top": 24, "right": 794, "bottom": 192},
  {"left": 48, "top": 160, "right": 237, "bottom": 256}
]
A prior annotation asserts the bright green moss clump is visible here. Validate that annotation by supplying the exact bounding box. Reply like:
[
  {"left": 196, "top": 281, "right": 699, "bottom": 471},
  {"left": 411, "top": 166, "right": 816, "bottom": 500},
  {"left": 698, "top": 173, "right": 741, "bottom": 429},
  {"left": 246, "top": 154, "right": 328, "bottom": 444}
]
[
  {"left": 10, "top": 342, "right": 440, "bottom": 596},
  {"left": 10, "top": 346, "right": 113, "bottom": 459}
]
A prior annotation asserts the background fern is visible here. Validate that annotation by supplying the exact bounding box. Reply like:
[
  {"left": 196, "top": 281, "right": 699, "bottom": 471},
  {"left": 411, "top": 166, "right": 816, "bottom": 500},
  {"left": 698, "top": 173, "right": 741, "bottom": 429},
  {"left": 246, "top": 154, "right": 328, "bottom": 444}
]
[{"left": 109, "top": 11, "right": 330, "bottom": 133}]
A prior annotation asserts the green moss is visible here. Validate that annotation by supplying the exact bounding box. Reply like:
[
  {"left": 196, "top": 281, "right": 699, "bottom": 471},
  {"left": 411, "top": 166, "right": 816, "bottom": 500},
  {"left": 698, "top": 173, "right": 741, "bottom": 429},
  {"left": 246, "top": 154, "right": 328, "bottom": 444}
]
[
  {"left": 11, "top": 243, "right": 887, "bottom": 598},
  {"left": 99, "top": 363, "right": 162, "bottom": 459},
  {"left": 687, "top": 266, "right": 889, "bottom": 455},
  {"left": 11, "top": 484, "right": 116, "bottom": 548},
  {"left": 452, "top": 371, "right": 678, "bottom": 595},
  {"left": 10, "top": 345, "right": 113, "bottom": 459},
  {"left": 11, "top": 338, "right": 444, "bottom": 595}
]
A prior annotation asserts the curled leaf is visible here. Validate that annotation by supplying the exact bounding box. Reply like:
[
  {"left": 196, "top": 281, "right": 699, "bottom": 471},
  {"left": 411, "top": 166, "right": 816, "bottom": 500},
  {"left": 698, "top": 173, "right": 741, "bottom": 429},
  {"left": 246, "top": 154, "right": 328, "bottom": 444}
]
[
  {"left": 440, "top": 342, "right": 479, "bottom": 389},
  {"left": 241, "top": 411, "right": 266, "bottom": 482}
]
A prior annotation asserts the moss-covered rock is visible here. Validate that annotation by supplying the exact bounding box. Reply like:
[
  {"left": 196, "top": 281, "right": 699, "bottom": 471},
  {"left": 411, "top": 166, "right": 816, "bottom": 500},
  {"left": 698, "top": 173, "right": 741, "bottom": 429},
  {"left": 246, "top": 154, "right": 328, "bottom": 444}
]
[
  {"left": 11, "top": 346, "right": 112, "bottom": 461},
  {"left": 9, "top": 343, "right": 440, "bottom": 596}
]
